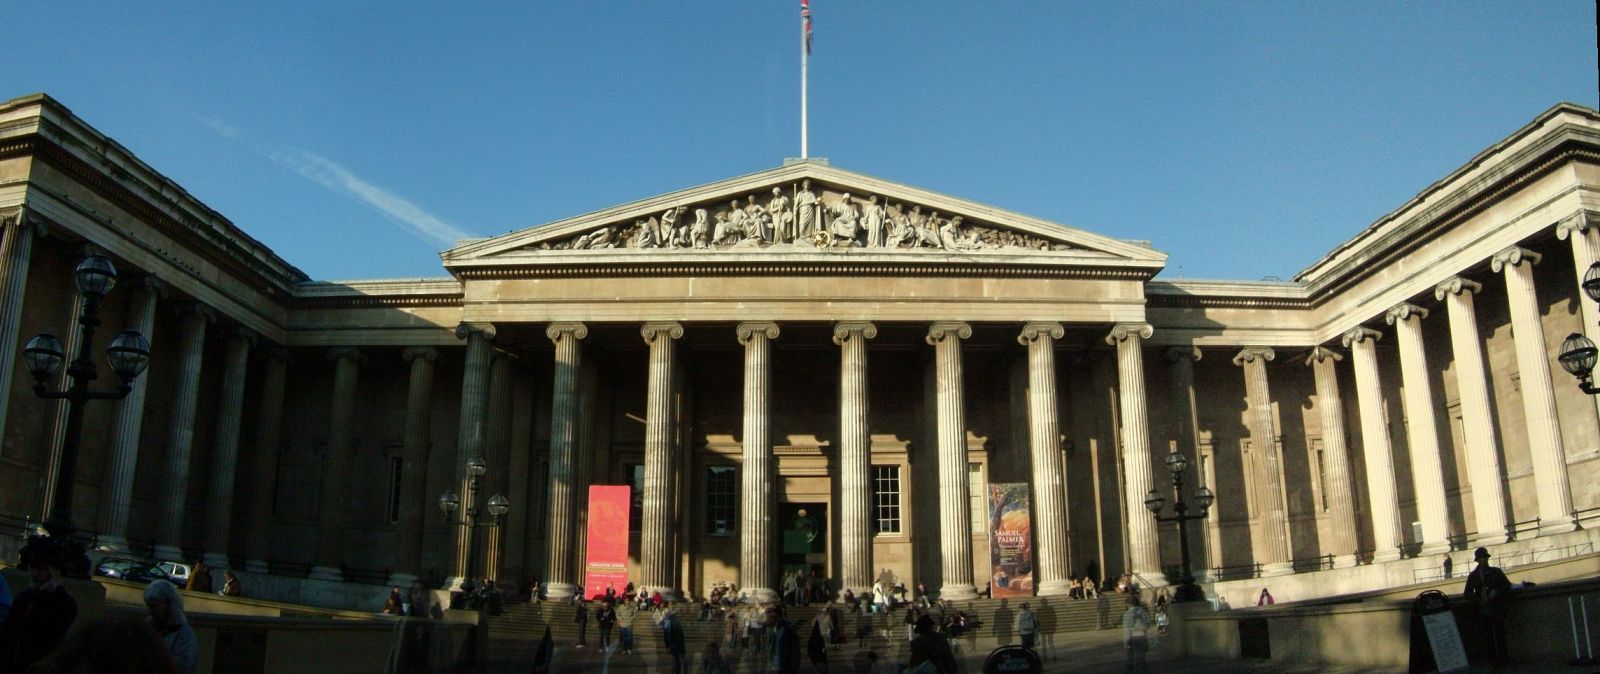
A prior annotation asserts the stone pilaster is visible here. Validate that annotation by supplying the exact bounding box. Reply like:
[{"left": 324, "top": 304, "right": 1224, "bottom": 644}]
[
  {"left": 483, "top": 353, "right": 514, "bottom": 583},
  {"left": 1021, "top": 322, "right": 1072, "bottom": 595},
  {"left": 1343, "top": 327, "right": 1403, "bottom": 562},
  {"left": 833, "top": 321, "right": 876, "bottom": 598},
  {"left": 1306, "top": 347, "right": 1359, "bottom": 566},
  {"left": 310, "top": 347, "right": 362, "bottom": 581},
  {"left": 449, "top": 323, "right": 496, "bottom": 588},
  {"left": 1557, "top": 213, "right": 1600, "bottom": 431},
  {"left": 202, "top": 327, "right": 254, "bottom": 570},
  {"left": 245, "top": 347, "right": 289, "bottom": 573},
  {"left": 928, "top": 321, "right": 978, "bottom": 601},
  {"left": 0, "top": 210, "right": 41, "bottom": 449},
  {"left": 154, "top": 302, "right": 213, "bottom": 563},
  {"left": 640, "top": 321, "right": 684, "bottom": 601},
  {"left": 391, "top": 347, "right": 437, "bottom": 585},
  {"left": 1384, "top": 303, "right": 1452, "bottom": 554},
  {"left": 1233, "top": 346, "right": 1292, "bottom": 575},
  {"left": 1435, "top": 278, "right": 1509, "bottom": 545},
  {"left": 1109, "top": 323, "right": 1163, "bottom": 581},
  {"left": 1492, "top": 247, "right": 1576, "bottom": 534},
  {"left": 96, "top": 277, "right": 163, "bottom": 552},
  {"left": 543, "top": 322, "right": 587, "bottom": 600},
  {"left": 739, "top": 321, "right": 782, "bottom": 603}
]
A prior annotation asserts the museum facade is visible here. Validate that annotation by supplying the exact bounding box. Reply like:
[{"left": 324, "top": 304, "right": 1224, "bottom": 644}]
[{"left": 2, "top": 93, "right": 1598, "bottom": 604}]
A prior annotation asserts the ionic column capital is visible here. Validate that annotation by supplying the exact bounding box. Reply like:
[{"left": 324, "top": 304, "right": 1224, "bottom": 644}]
[
  {"left": 454, "top": 322, "right": 498, "bottom": 341},
  {"left": 126, "top": 274, "right": 169, "bottom": 300},
  {"left": 640, "top": 321, "right": 684, "bottom": 343},
  {"left": 1490, "top": 246, "right": 1542, "bottom": 272},
  {"left": 220, "top": 324, "right": 258, "bottom": 346},
  {"left": 402, "top": 346, "right": 438, "bottom": 363},
  {"left": 545, "top": 321, "right": 589, "bottom": 342},
  {"left": 832, "top": 321, "right": 877, "bottom": 345},
  {"left": 1341, "top": 326, "right": 1382, "bottom": 347},
  {"left": 737, "top": 321, "right": 781, "bottom": 344},
  {"left": 1434, "top": 276, "right": 1483, "bottom": 301},
  {"left": 1232, "top": 346, "right": 1276, "bottom": 366},
  {"left": 327, "top": 347, "right": 364, "bottom": 364},
  {"left": 925, "top": 321, "right": 971, "bottom": 345},
  {"left": 1017, "top": 321, "right": 1064, "bottom": 345},
  {"left": 1384, "top": 302, "right": 1429, "bottom": 324},
  {"left": 1555, "top": 210, "right": 1599, "bottom": 239},
  {"left": 1163, "top": 345, "right": 1201, "bottom": 363},
  {"left": 177, "top": 301, "right": 217, "bottom": 324},
  {"left": 2, "top": 205, "right": 47, "bottom": 237},
  {"left": 1105, "top": 322, "right": 1153, "bottom": 345},
  {"left": 1305, "top": 346, "right": 1343, "bottom": 365}
]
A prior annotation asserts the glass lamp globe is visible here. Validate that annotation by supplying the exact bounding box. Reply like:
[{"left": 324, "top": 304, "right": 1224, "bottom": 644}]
[
  {"left": 1165, "top": 452, "right": 1189, "bottom": 474},
  {"left": 487, "top": 494, "right": 510, "bottom": 517},
  {"left": 73, "top": 255, "right": 117, "bottom": 297},
  {"left": 466, "top": 455, "right": 488, "bottom": 477},
  {"left": 106, "top": 330, "right": 151, "bottom": 380},
  {"left": 1583, "top": 262, "right": 1600, "bottom": 303},
  {"left": 1193, "top": 486, "right": 1215, "bottom": 512},
  {"left": 438, "top": 490, "right": 460, "bottom": 514},
  {"left": 1144, "top": 488, "right": 1165, "bottom": 514},
  {"left": 23, "top": 334, "right": 64, "bottom": 379},
  {"left": 1559, "top": 333, "right": 1598, "bottom": 378}
]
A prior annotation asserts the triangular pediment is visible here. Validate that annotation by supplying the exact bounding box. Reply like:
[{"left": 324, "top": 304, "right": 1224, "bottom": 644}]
[{"left": 443, "top": 162, "right": 1165, "bottom": 271}]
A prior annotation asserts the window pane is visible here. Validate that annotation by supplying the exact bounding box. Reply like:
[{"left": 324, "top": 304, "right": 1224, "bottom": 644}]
[
  {"left": 705, "top": 466, "right": 737, "bottom": 536},
  {"left": 387, "top": 456, "right": 403, "bottom": 524},
  {"left": 969, "top": 462, "right": 985, "bottom": 532},
  {"left": 627, "top": 464, "right": 645, "bottom": 533},
  {"left": 872, "top": 465, "right": 901, "bottom": 534}
]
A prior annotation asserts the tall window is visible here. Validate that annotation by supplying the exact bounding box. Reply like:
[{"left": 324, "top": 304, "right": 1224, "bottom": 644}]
[
  {"left": 386, "top": 456, "right": 403, "bottom": 524},
  {"left": 705, "top": 466, "right": 737, "bottom": 536},
  {"left": 968, "top": 462, "right": 985, "bottom": 532},
  {"left": 871, "top": 466, "right": 902, "bottom": 534},
  {"left": 1311, "top": 438, "right": 1329, "bottom": 512},
  {"left": 626, "top": 464, "right": 645, "bottom": 532}
]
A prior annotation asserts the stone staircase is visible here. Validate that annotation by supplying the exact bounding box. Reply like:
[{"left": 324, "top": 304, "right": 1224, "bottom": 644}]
[{"left": 488, "top": 594, "right": 1121, "bottom": 670}]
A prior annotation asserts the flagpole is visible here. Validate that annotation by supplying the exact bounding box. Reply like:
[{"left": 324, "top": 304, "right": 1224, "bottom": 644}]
[{"left": 801, "top": 8, "right": 809, "bottom": 159}]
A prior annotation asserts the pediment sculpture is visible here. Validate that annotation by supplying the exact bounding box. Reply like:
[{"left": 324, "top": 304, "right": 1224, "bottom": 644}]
[{"left": 529, "top": 179, "right": 1074, "bottom": 253}]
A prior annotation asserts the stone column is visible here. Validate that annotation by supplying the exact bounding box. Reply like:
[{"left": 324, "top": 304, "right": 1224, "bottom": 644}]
[
  {"left": 1492, "top": 247, "right": 1576, "bottom": 534},
  {"left": 42, "top": 282, "right": 87, "bottom": 521},
  {"left": 310, "top": 347, "right": 361, "bottom": 581},
  {"left": 245, "top": 347, "right": 289, "bottom": 573},
  {"left": 1384, "top": 303, "right": 1452, "bottom": 554},
  {"left": 1163, "top": 346, "right": 1209, "bottom": 574},
  {"left": 641, "top": 322, "right": 684, "bottom": 600},
  {"left": 543, "top": 322, "right": 587, "bottom": 600},
  {"left": 95, "top": 277, "right": 162, "bottom": 552},
  {"left": 201, "top": 327, "right": 253, "bottom": 570},
  {"left": 1021, "top": 322, "right": 1072, "bottom": 595},
  {"left": 391, "top": 347, "right": 438, "bottom": 585},
  {"left": 450, "top": 323, "right": 496, "bottom": 588},
  {"left": 1435, "top": 277, "right": 1510, "bottom": 545},
  {"left": 0, "top": 210, "right": 41, "bottom": 445},
  {"left": 739, "top": 321, "right": 782, "bottom": 603},
  {"left": 1556, "top": 213, "right": 1600, "bottom": 429},
  {"left": 927, "top": 322, "right": 979, "bottom": 601},
  {"left": 1306, "top": 347, "right": 1360, "bottom": 566},
  {"left": 484, "top": 354, "right": 514, "bottom": 583},
  {"left": 833, "top": 321, "right": 875, "bottom": 598},
  {"left": 1233, "top": 346, "right": 1293, "bottom": 575},
  {"left": 1108, "top": 323, "right": 1163, "bottom": 581},
  {"left": 154, "top": 303, "right": 213, "bottom": 563},
  {"left": 1344, "top": 327, "right": 1403, "bottom": 562}
]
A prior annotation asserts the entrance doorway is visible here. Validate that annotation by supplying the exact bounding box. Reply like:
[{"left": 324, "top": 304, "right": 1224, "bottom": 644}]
[{"left": 778, "top": 502, "right": 827, "bottom": 599}]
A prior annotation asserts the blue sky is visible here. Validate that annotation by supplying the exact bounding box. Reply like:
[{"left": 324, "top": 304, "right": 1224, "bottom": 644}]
[{"left": 7, "top": 2, "right": 1595, "bottom": 281}]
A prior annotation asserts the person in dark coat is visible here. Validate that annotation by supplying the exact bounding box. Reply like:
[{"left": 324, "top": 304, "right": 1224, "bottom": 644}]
[
  {"left": 660, "top": 608, "right": 687, "bottom": 674},
  {"left": 1464, "top": 546, "right": 1512, "bottom": 667},
  {"left": 806, "top": 620, "right": 828, "bottom": 672},
  {"left": 769, "top": 609, "right": 803, "bottom": 674},
  {"left": 573, "top": 599, "right": 589, "bottom": 647},
  {"left": 596, "top": 600, "right": 617, "bottom": 650},
  {"left": 531, "top": 626, "right": 554, "bottom": 674},
  {"left": 0, "top": 545, "right": 79, "bottom": 672},
  {"left": 907, "top": 615, "right": 956, "bottom": 674},
  {"left": 184, "top": 560, "right": 212, "bottom": 594}
]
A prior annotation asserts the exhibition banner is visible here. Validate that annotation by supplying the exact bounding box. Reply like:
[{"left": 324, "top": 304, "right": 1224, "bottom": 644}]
[
  {"left": 583, "top": 485, "right": 631, "bottom": 599},
  {"left": 988, "top": 482, "right": 1034, "bottom": 598}
]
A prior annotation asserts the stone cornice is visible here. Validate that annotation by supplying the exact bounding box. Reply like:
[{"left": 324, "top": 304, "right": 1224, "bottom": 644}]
[
  {"left": 292, "top": 279, "right": 464, "bottom": 310},
  {"left": 449, "top": 258, "right": 1157, "bottom": 282}
]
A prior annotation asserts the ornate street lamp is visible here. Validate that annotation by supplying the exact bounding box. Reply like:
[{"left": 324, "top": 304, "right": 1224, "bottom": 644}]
[
  {"left": 19, "top": 255, "right": 150, "bottom": 577},
  {"left": 1145, "top": 450, "right": 1214, "bottom": 603},
  {"left": 438, "top": 454, "right": 508, "bottom": 608},
  {"left": 1558, "top": 262, "right": 1600, "bottom": 395}
]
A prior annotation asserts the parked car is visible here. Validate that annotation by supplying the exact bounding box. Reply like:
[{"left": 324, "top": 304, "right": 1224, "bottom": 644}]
[
  {"left": 157, "top": 561, "right": 191, "bottom": 585},
  {"left": 94, "top": 557, "right": 172, "bottom": 585}
]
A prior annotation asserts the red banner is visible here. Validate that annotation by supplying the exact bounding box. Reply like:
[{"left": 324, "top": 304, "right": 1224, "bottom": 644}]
[
  {"left": 988, "top": 482, "right": 1034, "bottom": 598},
  {"left": 583, "top": 485, "right": 631, "bottom": 600}
]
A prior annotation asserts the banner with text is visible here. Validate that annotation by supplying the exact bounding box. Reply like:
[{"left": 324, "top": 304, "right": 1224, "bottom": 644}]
[
  {"left": 583, "top": 485, "right": 631, "bottom": 600},
  {"left": 988, "top": 482, "right": 1034, "bottom": 598}
]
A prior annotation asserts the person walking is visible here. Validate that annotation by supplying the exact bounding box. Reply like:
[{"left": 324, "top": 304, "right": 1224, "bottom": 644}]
[
  {"left": 1015, "top": 602, "right": 1038, "bottom": 651},
  {"left": 596, "top": 599, "right": 617, "bottom": 650},
  {"left": 769, "top": 609, "right": 802, "bottom": 674},
  {"left": 906, "top": 615, "right": 956, "bottom": 674},
  {"left": 617, "top": 598, "right": 638, "bottom": 654},
  {"left": 0, "top": 548, "right": 79, "bottom": 672},
  {"left": 1464, "top": 546, "right": 1512, "bottom": 667},
  {"left": 573, "top": 598, "right": 589, "bottom": 648},
  {"left": 185, "top": 559, "right": 212, "bottom": 594},
  {"left": 661, "top": 607, "right": 688, "bottom": 674},
  {"left": 806, "top": 619, "right": 829, "bottom": 673},
  {"left": 145, "top": 579, "right": 198, "bottom": 674},
  {"left": 1121, "top": 592, "right": 1150, "bottom": 674}
]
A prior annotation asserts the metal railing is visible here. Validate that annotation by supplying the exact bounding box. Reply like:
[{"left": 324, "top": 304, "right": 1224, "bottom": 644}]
[
  {"left": 1510, "top": 517, "right": 1542, "bottom": 538},
  {"left": 1211, "top": 563, "right": 1262, "bottom": 581},
  {"left": 1290, "top": 554, "right": 1334, "bottom": 573}
]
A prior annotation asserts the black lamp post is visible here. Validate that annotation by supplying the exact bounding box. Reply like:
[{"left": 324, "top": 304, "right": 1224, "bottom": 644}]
[
  {"left": 19, "top": 255, "right": 150, "bottom": 577},
  {"left": 438, "top": 455, "right": 509, "bottom": 608},
  {"left": 1144, "top": 450, "right": 1214, "bottom": 603},
  {"left": 1557, "top": 262, "right": 1600, "bottom": 394}
]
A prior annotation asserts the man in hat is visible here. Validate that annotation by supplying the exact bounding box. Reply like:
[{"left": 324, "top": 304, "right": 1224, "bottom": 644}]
[
  {"left": 0, "top": 541, "right": 79, "bottom": 671},
  {"left": 1464, "top": 546, "right": 1512, "bottom": 666}
]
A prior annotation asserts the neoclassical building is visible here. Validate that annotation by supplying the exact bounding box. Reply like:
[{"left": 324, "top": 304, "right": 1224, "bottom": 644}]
[{"left": 2, "top": 93, "right": 1598, "bottom": 606}]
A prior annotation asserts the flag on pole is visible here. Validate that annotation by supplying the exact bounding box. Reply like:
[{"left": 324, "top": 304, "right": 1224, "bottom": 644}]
[{"left": 801, "top": 0, "right": 813, "bottom": 54}]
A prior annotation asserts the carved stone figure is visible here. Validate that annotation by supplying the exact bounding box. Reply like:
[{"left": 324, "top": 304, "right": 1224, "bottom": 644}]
[
  {"left": 689, "top": 208, "right": 711, "bottom": 249},
  {"left": 712, "top": 210, "right": 738, "bottom": 245},
  {"left": 830, "top": 193, "right": 860, "bottom": 245},
  {"left": 658, "top": 207, "right": 685, "bottom": 248},
  {"left": 743, "top": 196, "right": 772, "bottom": 243},
  {"left": 939, "top": 215, "right": 977, "bottom": 250},
  {"left": 861, "top": 195, "right": 887, "bottom": 248},
  {"left": 909, "top": 206, "right": 940, "bottom": 248},
  {"left": 794, "top": 180, "right": 819, "bottom": 240},
  {"left": 768, "top": 187, "right": 794, "bottom": 243}
]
